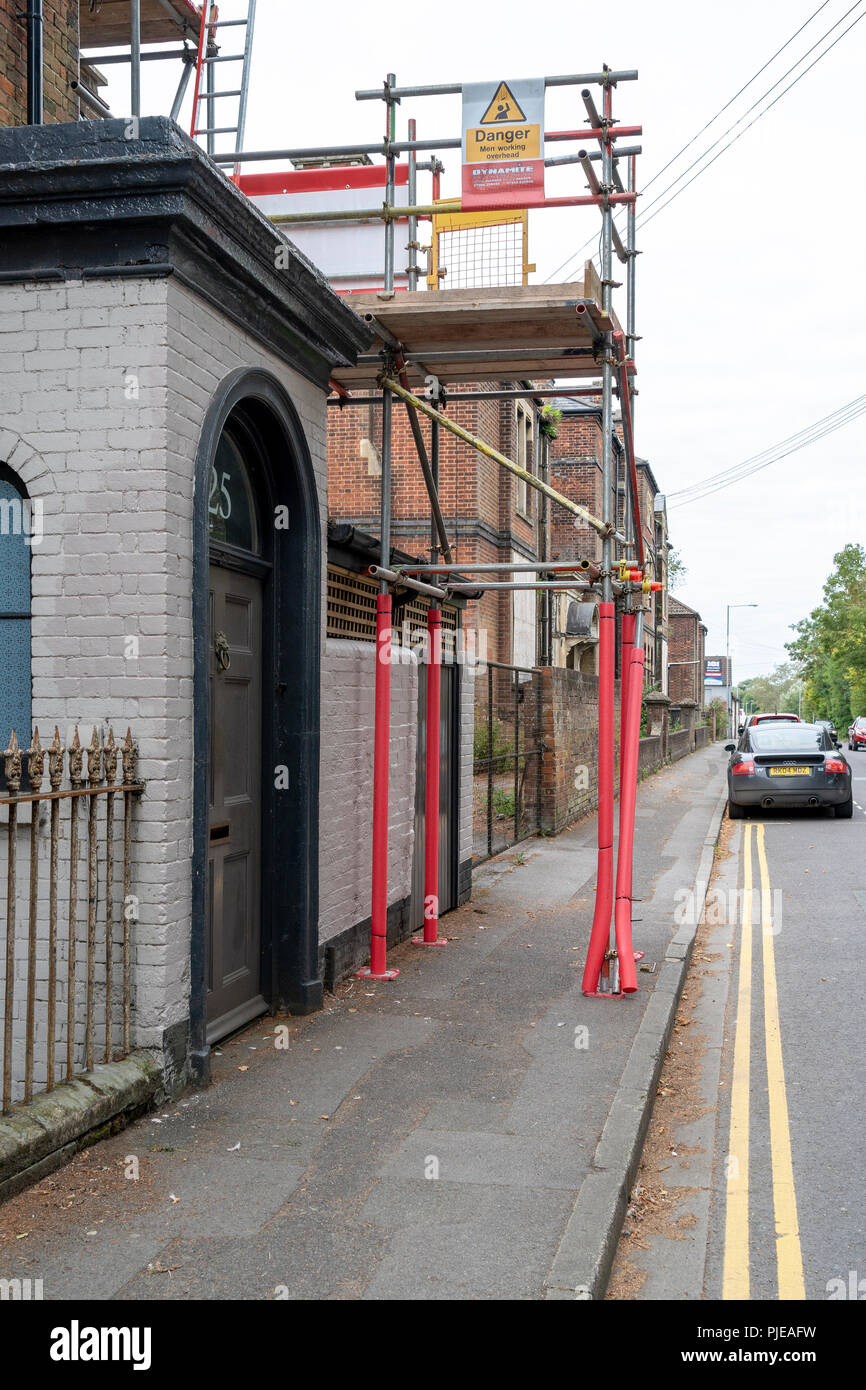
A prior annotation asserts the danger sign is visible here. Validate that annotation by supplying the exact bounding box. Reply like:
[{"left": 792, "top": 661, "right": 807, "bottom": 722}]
[{"left": 462, "top": 78, "right": 545, "bottom": 210}]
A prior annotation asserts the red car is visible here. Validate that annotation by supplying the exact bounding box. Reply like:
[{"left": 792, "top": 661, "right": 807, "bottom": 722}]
[
  {"left": 848, "top": 716, "right": 866, "bottom": 751},
  {"left": 744, "top": 712, "right": 802, "bottom": 727}
]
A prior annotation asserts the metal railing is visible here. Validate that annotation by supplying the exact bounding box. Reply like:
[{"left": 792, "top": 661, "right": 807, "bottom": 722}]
[
  {"left": 1, "top": 726, "right": 141, "bottom": 1113},
  {"left": 473, "top": 662, "right": 544, "bottom": 865}
]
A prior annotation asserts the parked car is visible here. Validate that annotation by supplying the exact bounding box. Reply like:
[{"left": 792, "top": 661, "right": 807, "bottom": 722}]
[
  {"left": 725, "top": 722, "right": 852, "bottom": 819},
  {"left": 815, "top": 718, "right": 838, "bottom": 742},
  {"left": 848, "top": 716, "right": 866, "bottom": 751},
  {"left": 743, "top": 712, "right": 802, "bottom": 727}
]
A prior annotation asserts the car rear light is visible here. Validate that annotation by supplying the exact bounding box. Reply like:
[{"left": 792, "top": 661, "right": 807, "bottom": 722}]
[
  {"left": 825, "top": 758, "right": 847, "bottom": 773},
  {"left": 732, "top": 759, "right": 755, "bottom": 775}
]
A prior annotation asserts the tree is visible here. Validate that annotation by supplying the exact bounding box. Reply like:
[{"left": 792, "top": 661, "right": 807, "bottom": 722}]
[
  {"left": 738, "top": 664, "right": 801, "bottom": 717},
  {"left": 667, "top": 546, "right": 687, "bottom": 591},
  {"left": 786, "top": 543, "right": 866, "bottom": 730}
]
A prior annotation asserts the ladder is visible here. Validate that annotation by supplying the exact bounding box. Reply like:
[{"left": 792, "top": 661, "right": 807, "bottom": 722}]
[{"left": 190, "top": 0, "right": 257, "bottom": 172}]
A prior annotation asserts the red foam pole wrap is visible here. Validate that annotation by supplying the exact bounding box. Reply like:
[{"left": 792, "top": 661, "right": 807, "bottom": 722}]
[
  {"left": 619, "top": 612, "right": 635, "bottom": 801},
  {"left": 582, "top": 602, "right": 616, "bottom": 993},
  {"left": 369, "top": 593, "right": 392, "bottom": 977},
  {"left": 613, "top": 636, "right": 645, "bottom": 994},
  {"left": 423, "top": 607, "right": 442, "bottom": 942}
]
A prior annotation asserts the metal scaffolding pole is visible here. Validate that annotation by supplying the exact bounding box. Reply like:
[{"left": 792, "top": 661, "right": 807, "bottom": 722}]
[
  {"left": 354, "top": 71, "right": 639, "bottom": 100},
  {"left": 130, "top": 0, "right": 141, "bottom": 118},
  {"left": 407, "top": 117, "right": 419, "bottom": 291},
  {"left": 328, "top": 387, "right": 605, "bottom": 406},
  {"left": 397, "top": 560, "right": 597, "bottom": 575},
  {"left": 627, "top": 153, "right": 638, "bottom": 386},
  {"left": 379, "top": 375, "right": 627, "bottom": 543}
]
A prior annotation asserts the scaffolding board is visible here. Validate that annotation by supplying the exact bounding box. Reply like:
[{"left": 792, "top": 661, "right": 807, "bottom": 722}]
[
  {"left": 80, "top": 0, "right": 200, "bottom": 47},
  {"left": 330, "top": 281, "right": 625, "bottom": 391}
]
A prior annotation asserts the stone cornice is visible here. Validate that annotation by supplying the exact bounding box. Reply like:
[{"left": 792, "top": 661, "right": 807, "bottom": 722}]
[{"left": 0, "top": 118, "right": 374, "bottom": 388}]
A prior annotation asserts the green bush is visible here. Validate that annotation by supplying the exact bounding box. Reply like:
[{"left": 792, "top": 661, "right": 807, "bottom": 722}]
[
  {"left": 492, "top": 789, "right": 515, "bottom": 819},
  {"left": 474, "top": 716, "right": 514, "bottom": 769}
]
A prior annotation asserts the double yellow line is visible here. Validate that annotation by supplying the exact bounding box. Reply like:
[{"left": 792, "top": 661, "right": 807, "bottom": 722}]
[{"left": 722, "top": 822, "right": 805, "bottom": 1300}]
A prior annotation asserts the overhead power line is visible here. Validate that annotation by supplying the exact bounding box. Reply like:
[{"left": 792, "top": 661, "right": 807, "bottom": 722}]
[
  {"left": 543, "top": 0, "right": 862, "bottom": 283},
  {"left": 667, "top": 393, "right": 866, "bottom": 508},
  {"left": 639, "top": 0, "right": 832, "bottom": 196},
  {"left": 638, "top": 1, "right": 866, "bottom": 232}
]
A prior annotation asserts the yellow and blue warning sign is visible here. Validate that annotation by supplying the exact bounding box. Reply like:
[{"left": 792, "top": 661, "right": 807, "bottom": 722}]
[{"left": 462, "top": 77, "right": 545, "bottom": 209}]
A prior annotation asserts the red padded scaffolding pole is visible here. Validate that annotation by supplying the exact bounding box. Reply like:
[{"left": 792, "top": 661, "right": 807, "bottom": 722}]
[
  {"left": 619, "top": 611, "right": 635, "bottom": 800},
  {"left": 370, "top": 594, "right": 394, "bottom": 976},
  {"left": 613, "top": 614, "right": 644, "bottom": 994},
  {"left": 582, "top": 601, "right": 616, "bottom": 993},
  {"left": 414, "top": 607, "right": 447, "bottom": 946}
]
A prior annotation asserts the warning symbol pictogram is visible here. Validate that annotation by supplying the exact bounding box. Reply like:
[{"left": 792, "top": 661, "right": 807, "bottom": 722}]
[{"left": 479, "top": 81, "right": 527, "bottom": 124}]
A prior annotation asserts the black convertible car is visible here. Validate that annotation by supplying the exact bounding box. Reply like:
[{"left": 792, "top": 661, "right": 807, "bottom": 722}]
[{"left": 725, "top": 722, "right": 853, "bottom": 819}]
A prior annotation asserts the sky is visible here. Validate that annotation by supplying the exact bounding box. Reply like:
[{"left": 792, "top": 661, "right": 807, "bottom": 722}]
[{"left": 97, "top": 0, "right": 866, "bottom": 685}]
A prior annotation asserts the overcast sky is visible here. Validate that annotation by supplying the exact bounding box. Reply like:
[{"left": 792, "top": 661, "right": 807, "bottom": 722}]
[{"left": 101, "top": 0, "right": 866, "bottom": 686}]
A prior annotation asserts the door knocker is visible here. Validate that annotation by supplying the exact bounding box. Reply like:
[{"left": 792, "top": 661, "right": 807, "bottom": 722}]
[{"left": 214, "top": 631, "right": 231, "bottom": 672}]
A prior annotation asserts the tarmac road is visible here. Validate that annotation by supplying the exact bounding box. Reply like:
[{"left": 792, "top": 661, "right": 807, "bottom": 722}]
[{"left": 617, "top": 748, "right": 866, "bottom": 1301}]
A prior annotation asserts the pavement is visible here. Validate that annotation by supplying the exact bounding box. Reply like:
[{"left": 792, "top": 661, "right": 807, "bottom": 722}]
[{"left": 0, "top": 743, "right": 728, "bottom": 1301}]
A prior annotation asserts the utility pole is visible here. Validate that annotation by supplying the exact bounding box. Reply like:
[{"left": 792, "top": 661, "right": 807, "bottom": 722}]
[{"left": 726, "top": 603, "right": 757, "bottom": 733}]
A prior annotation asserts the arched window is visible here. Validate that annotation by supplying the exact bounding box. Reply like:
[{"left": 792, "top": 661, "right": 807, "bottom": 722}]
[
  {"left": 207, "top": 425, "right": 261, "bottom": 556},
  {"left": 0, "top": 467, "right": 32, "bottom": 744}
]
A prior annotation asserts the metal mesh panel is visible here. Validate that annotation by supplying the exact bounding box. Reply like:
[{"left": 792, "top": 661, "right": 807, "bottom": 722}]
[{"left": 439, "top": 221, "right": 524, "bottom": 289}]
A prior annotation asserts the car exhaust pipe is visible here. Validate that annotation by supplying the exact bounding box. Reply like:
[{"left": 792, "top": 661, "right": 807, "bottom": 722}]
[
  {"left": 808, "top": 796, "right": 820, "bottom": 807},
  {"left": 762, "top": 796, "right": 775, "bottom": 808}
]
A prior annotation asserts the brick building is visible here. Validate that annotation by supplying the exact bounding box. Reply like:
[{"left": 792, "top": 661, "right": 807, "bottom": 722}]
[
  {"left": 328, "top": 387, "right": 545, "bottom": 670},
  {"left": 547, "top": 398, "right": 670, "bottom": 685},
  {"left": 0, "top": 0, "right": 79, "bottom": 126},
  {"left": 668, "top": 596, "right": 707, "bottom": 703},
  {"left": 329, "top": 385, "right": 673, "bottom": 686}
]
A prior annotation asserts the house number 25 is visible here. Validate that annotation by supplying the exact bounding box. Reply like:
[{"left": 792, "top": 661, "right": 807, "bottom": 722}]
[{"left": 209, "top": 468, "right": 232, "bottom": 520}]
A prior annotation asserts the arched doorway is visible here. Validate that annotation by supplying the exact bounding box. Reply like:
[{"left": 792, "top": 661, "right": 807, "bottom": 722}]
[{"left": 191, "top": 371, "right": 323, "bottom": 1069}]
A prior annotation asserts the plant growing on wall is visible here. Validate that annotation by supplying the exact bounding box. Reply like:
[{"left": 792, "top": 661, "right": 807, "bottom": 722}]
[{"left": 539, "top": 405, "right": 562, "bottom": 440}]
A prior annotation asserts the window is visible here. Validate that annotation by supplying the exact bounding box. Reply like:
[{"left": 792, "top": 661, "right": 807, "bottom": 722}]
[
  {"left": 208, "top": 428, "right": 261, "bottom": 554},
  {"left": 515, "top": 405, "right": 534, "bottom": 517},
  {"left": 0, "top": 468, "right": 32, "bottom": 743}
]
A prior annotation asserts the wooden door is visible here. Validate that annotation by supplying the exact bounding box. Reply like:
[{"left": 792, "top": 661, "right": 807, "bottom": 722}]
[{"left": 206, "top": 564, "right": 264, "bottom": 1040}]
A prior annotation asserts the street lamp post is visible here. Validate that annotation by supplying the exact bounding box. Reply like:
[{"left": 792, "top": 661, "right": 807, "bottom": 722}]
[{"left": 725, "top": 603, "right": 758, "bottom": 735}]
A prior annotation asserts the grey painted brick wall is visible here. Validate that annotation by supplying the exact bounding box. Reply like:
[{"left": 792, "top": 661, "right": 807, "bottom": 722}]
[
  {"left": 319, "top": 639, "right": 418, "bottom": 946},
  {"left": 0, "top": 274, "right": 328, "bottom": 1092}
]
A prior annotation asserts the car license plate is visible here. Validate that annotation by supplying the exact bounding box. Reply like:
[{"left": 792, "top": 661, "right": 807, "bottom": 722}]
[{"left": 768, "top": 766, "right": 810, "bottom": 777}]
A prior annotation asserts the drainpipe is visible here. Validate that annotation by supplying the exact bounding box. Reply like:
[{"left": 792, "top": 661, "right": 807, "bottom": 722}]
[{"left": 26, "top": 0, "right": 43, "bottom": 124}]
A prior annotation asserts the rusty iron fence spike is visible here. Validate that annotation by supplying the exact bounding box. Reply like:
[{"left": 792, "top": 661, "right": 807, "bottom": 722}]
[{"left": 2, "top": 724, "right": 139, "bottom": 1106}]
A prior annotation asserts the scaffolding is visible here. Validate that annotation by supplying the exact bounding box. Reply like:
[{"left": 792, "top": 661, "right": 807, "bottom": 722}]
[{"left": 210, "top": 65, "right": 650, "bottom": 995}]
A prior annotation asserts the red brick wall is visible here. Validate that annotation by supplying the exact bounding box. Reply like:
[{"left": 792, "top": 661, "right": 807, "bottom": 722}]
[
  {"left": 327, "top": 385, "right": 541, "bottom": 669},
  {"left": 668, "top": 608, "right": 705, "bottom": 702},
  {"left": 548, "top": 411, "right": 605, "bottom": 566},
  {"left": 0, "top": 1, "right": 80, "bottom": 127}
]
